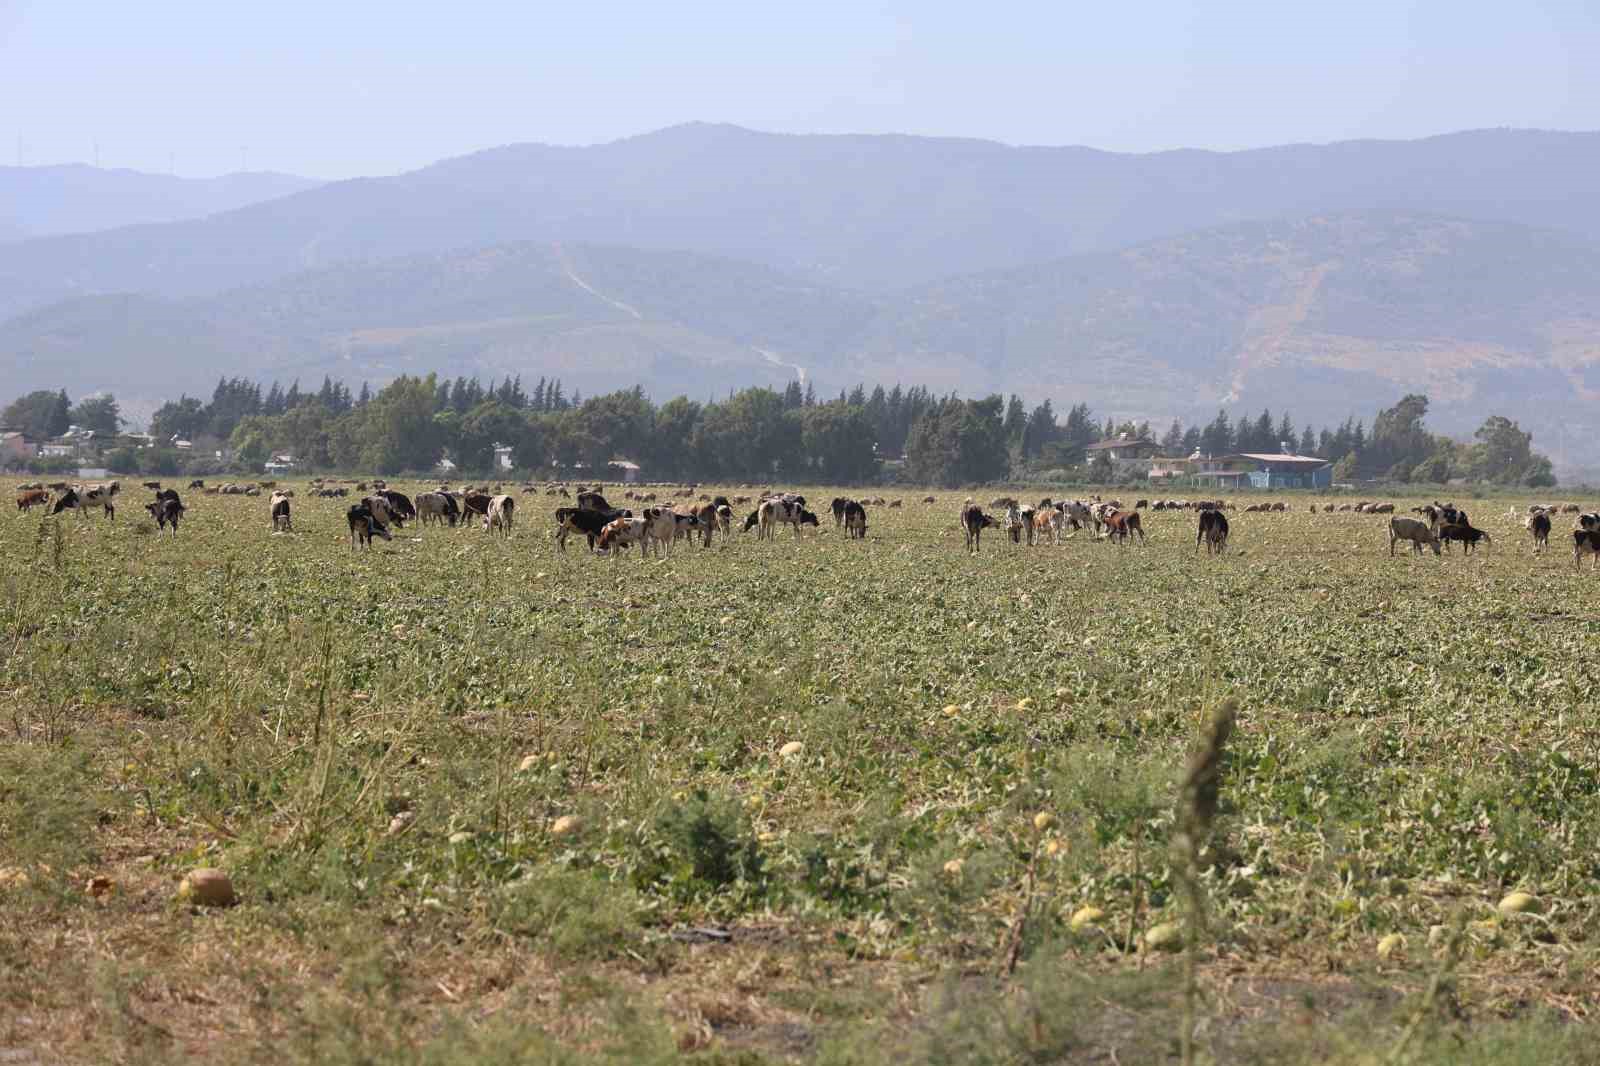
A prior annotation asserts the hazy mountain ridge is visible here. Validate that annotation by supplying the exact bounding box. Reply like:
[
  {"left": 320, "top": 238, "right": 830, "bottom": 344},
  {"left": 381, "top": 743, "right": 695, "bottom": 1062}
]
[
  {"left": 2, "top": 125, "right": 1600, "bottom": 319},
  {"left": 0, "top": 164, "right": 323, "bottom": 242},
  {"left": 4, "top": 212, "right": 1598, "bottom": 463}
]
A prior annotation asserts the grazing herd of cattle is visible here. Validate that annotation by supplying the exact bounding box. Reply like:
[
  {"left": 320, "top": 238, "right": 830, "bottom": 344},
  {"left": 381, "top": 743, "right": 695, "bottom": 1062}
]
[{"left": 10, "top": 478, "right": 1600, "bottom": 566}]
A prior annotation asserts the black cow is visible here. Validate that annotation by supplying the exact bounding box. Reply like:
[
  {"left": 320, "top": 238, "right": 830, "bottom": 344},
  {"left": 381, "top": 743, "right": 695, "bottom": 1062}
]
[
  {"left": 843, "top": 500, "right": 867, "bottom": 539},
  {"left": 377, "top": 490, "right": 416, "bottom": 522},
  {"left": 960, "top": 504, "right": 999, "bottom": 553},
  {"left": 831, "top": 497, "right": 849, "bottom": 528},
  {"left": 1440, "top": 524, "right": 1491, "bottom": 554},
  {"left": 458, "top": 493, "right": 492, "bottom": 529},
  {"left": 1530, "top": 511, "right": 1551, "bottom": 551},
  {"left": 577, "top": 491, "right": 613, "bottom": 512},
  {"left": 1196, "top": 508, "right": 1229, "bottom": 554}
]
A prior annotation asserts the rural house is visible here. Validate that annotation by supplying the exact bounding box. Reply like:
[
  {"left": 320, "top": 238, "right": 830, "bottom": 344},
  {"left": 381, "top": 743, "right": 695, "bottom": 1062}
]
[
  {"left": 1, "top": 430, "right": 37, "bottom": 467},
  {"left": 1084, "top": 433, "right": 1161, "bottom": 463},
  {"left": 1192, "top": 444, "right": 1332, "bottom": 489}
]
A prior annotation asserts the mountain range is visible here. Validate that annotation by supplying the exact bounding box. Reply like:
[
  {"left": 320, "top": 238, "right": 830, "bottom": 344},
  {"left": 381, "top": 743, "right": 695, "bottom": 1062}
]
[
  {"left": 0, "top": 165, "right": 322, "bottom": 242},
  {"left": 2, "top": 124, "right": 1599, "bottom": 465}
]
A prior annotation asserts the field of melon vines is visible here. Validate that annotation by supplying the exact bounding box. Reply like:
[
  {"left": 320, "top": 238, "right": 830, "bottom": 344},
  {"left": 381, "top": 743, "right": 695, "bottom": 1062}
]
[{"left": 3, "top": 481, "right": 1599, "bottom": 1064}]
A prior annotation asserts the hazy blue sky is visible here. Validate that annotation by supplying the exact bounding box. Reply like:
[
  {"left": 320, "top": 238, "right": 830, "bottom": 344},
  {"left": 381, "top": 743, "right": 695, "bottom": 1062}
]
[{"left": 3, "top": 0, "right": 1597, "bottom": 178}]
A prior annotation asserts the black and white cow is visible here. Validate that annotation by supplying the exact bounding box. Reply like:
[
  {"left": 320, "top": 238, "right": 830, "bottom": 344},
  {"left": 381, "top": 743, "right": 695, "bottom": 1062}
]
[
  {"left": 1574, "top": 529, "right": 1600, "bottom": 569},
  {"left": 145, "top": 489, "right": 184, "bottom": 535},
  {"left": 52, "top": 481, "right": 120, "bottom": 520},
  {"left": 348, "top": 503, "right": 392, "bottom": 548},
  {"left": 757, "top": 497, "right": 818, "bottom": 540}
]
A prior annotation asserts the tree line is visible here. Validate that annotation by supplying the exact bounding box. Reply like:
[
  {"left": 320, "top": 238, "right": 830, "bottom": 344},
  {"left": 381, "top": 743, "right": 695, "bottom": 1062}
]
[{"left": 2, "top": 375, "right": 1555, "bottom": 487}]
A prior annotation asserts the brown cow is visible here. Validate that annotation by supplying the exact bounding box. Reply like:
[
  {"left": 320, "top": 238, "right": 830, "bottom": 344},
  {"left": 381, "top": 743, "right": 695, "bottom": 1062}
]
[
  {"left": 1104, "top": 509, "right": 1145, "bottom": 544},
  {"left": 16, "top": 489, "right": 49, "bottom": 512}
]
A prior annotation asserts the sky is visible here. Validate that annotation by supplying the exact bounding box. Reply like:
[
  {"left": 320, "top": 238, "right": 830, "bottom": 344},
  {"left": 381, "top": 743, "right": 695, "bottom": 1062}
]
[{"left": 2, "top": 0, "right": 1598, "bottom": 179}]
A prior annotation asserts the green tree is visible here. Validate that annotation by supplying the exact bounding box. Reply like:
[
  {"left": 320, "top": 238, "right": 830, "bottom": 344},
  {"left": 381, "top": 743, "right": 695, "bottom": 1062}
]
[
  {"left": 648, "top": 397, "right": 703, "bottom": 480},
  {"left": 151, "top": 395, "right": 206, "bottom": 442},
  {"left": 2, "top": 389, "right": 72, "bottom": 439},
  {"left": 70, "top": 394, "right": 123, "bottom": 437},
  {"left": 905, "top": 397, "right": 1009, "bottom": 487},
  {"left": 1472, "top": 415, "right": 1539, "bottom": 484},
  {"left": 1410, "top": 454, "right": 1451, "bottom": 484},
  {"left": 800, "top": 403, "right": 879, "bottom": 483},
  {"left": 357, "top": 375, "right": 444, "bottom": 474}
]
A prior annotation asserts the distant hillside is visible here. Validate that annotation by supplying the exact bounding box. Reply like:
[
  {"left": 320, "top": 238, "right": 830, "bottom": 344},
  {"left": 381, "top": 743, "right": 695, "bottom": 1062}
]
[
  {"left": 2, "top": 125, "right": 1600, "bottom": 318},
  {"left": 4, "top": 214, "right": 1599, "bottom": 459},
  {"left": 0, "top": 242, "right": 876, "bottom": 407},
  {"left": 844, "top": 213, "right": 1600, "bottom": 445},
  {"left": 0, "top": 165, "right": 323, "bottom": 241}
]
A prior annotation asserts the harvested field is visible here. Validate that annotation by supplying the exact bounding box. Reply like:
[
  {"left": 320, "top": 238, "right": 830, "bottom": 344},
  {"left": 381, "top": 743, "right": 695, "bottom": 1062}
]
[{"left": 3, "top": 484, "right": 1599, "bottom": 1063}]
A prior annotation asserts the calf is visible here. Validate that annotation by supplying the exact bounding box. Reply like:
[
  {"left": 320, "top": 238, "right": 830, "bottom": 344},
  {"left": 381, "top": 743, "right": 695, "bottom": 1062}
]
[
  {"left": 843, "top": 500, "right": 867, "bottom": 539},
  {"left": 1389, "top": 516, "right": 1441, "bottom": 556},
  {"left": 960, "top": 503, "right": 999, "bottom": 553},
  {"left": 16, "top": 488, "right": 49, "bottom": 512},
  {"left": 348, "top": 503, "right": 392, "bottom": 548},
  {"left": 1004, "top": 504, "right": 1026, "bottom": 544},
  {"left": 145, "top": 495, "right": 183, "bottom": 534},
  {"left": 831, "top": 497, "right": 849, "bottom": 528},
  {"left": 1196, "top": 509, "right": 1229, "bottom": 554},
  {"left": 270, "top": 492, "right": 293, "bottom": 532},
  {"left": 484, "top": 495, "right": 515, "bottom": 536},
  {"left": 596, "top": 516, "right": 649, "bottom": 557}
]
